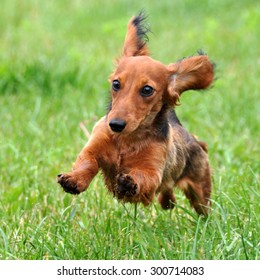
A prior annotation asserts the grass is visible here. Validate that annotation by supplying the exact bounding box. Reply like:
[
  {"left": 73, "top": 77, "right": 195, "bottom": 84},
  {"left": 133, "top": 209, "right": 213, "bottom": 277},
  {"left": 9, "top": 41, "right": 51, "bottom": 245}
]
[{"left": 0, "top": 0, "right": 259, "bottom": 260}]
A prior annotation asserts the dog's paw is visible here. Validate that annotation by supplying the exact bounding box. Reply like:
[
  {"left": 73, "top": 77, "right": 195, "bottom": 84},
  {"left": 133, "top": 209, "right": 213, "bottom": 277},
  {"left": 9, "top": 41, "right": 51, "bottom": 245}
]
[
  {"left": 57, "top": 173, "right": 82, "bottom": 195},
  {"left": 116, "top": 174, "right": 138, "bottom": 197}
]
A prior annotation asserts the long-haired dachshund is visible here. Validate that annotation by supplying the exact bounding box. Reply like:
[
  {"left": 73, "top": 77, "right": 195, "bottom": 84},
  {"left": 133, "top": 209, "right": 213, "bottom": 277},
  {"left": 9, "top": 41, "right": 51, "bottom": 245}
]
[{"left": 57, "top": 12, "right": 214, "bottom": 215}]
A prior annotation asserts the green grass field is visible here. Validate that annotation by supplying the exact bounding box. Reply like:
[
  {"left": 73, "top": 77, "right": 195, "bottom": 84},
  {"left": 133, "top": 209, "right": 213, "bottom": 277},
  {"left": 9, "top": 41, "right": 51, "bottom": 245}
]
[{"left": 0, "top": 0, "right": 259, "bottom": 260}]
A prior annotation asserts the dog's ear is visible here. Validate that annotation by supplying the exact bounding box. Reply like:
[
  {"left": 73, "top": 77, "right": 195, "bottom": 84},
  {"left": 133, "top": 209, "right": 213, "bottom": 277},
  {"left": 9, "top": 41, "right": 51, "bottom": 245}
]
[
  {"left": 165, "top": 55, "right": 214, "bottom": 106},
  {"left": 123, "top": 11, "right": 150, "bottom": 57}
]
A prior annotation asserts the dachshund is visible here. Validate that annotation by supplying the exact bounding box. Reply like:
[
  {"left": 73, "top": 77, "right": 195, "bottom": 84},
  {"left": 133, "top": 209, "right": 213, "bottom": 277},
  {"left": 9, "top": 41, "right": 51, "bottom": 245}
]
[{"left": 57, "top": 12, "right": 214, "bottom": 215}]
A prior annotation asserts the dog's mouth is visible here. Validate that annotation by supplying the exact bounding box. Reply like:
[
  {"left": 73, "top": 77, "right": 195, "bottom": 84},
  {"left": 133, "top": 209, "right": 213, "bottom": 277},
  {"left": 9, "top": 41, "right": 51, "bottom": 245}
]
[
  {"left": 108, "top": 118, "right": 141, "bottom": 135},
  {"left": 107, "top": 110, "right": 157, "bottom": 135}
]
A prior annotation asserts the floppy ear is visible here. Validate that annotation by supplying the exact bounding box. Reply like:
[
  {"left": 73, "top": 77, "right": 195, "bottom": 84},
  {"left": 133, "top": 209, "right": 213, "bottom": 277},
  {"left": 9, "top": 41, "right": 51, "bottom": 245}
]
[
  {"left": 166, "top": 55, "right": 214, "bottom": 106},
  {"left": 123, "top": 11, "right": 150, "bottom": 57}
]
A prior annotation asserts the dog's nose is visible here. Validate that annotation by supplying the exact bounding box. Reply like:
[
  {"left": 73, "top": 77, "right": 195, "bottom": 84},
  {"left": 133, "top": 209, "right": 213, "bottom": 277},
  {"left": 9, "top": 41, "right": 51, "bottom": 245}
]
[{"left": 109, "top": 119, "right": 126, "bottom": 132}]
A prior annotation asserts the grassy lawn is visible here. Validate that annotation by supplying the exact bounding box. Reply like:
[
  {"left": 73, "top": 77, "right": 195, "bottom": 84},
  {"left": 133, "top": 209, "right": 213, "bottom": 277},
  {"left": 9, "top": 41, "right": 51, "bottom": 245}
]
[{"left": 0, "top": 0, "right": 259, "bottom": 260}]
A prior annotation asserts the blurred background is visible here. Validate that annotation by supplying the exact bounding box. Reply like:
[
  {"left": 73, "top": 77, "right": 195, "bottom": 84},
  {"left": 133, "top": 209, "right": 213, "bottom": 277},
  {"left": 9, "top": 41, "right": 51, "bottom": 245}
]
[{"left": 0, "top": 0, "right": 259, "bottom": 260}]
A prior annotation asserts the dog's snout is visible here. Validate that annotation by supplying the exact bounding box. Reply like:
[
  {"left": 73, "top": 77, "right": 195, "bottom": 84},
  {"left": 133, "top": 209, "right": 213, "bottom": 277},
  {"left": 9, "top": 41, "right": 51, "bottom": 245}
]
[{"left": 109, "top": 119, "right": 126, "bottom": 132}]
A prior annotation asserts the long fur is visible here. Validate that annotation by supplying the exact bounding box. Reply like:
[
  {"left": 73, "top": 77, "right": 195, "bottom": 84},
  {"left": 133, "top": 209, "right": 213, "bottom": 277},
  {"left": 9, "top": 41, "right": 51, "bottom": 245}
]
[{"left": 57, "top": 12, "right": 214, "bottom": 215}]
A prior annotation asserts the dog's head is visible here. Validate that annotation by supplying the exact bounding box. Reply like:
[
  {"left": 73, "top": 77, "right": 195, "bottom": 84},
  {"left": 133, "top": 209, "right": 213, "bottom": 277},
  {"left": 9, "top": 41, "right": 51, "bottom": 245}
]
[{"left": 107, "top": 12, "right": 214, "bottom": 134}]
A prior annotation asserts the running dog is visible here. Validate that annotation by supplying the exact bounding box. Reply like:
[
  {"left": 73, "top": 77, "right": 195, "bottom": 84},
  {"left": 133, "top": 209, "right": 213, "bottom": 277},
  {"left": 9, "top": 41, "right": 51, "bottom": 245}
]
[{"left": 57, "top": 12, "right": 214, "bottom": 215}]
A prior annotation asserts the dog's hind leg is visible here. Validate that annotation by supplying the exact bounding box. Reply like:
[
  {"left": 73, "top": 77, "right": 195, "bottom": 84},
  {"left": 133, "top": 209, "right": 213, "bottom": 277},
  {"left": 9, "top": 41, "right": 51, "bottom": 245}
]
[
  {"left": 176, "top": 141, "right": 212, "bottom": 215},
  {"left": 158, "top": 182, "right": 176, "bottom": 210},
  {"left": 177, "top": 165, "right": 211, "bottom": 215}
]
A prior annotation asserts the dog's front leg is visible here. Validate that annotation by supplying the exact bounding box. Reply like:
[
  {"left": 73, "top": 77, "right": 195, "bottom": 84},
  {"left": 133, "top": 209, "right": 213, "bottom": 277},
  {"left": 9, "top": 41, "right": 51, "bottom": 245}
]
[
  {"left": 116, "top": 169, "right": 162, "bottom": 205},
  {"left": 57, "top": 150, "right": 99, "bottom": 195},
  {"left": 57, "top": 118, "right": 110, "bottom": 195},
  {"left": 116, "top": 145, "right": 166, "bottom": 205}
]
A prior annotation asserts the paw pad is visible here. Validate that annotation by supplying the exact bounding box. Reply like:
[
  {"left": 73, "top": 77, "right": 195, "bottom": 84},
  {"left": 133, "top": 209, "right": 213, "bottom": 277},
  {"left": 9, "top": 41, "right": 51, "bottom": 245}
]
[
  {"left": 116, "top": 174, "right": 138, "bottom": 197},
  {"left": 57, "top": 174, "right": 80, "bottom": 195}
]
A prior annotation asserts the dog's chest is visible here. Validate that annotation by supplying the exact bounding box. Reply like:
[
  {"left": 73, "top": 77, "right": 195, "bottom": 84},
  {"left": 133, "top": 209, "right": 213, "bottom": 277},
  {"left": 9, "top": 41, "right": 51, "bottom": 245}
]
[
  {"left": 97, "top": 138, "right": 141, "bottom": 191},
  {"left": 100, "top": 137, "right": 140, "bottom": 171}
]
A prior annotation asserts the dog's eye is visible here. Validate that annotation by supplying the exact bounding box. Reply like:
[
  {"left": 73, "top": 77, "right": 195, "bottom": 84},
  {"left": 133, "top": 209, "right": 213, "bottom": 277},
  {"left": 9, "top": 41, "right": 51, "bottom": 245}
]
[
  {"left": 140, "top": 85, "right": 154, "bottom": 97},
  {"left": 112, "top": 80, "right": 121, "bottom": 92}
]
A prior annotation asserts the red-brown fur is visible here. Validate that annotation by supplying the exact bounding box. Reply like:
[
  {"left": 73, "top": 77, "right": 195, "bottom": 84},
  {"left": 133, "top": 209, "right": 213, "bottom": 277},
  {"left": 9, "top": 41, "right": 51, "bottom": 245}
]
[{"left": 57, "top": 13, "right": 214, "bottom": 215}]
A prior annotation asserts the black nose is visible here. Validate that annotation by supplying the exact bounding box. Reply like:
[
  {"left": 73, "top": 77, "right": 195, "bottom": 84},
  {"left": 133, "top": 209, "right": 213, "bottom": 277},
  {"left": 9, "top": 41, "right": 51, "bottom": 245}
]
[{"left": 109, "top": 119, "right": 126, "bottom": 132}]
